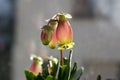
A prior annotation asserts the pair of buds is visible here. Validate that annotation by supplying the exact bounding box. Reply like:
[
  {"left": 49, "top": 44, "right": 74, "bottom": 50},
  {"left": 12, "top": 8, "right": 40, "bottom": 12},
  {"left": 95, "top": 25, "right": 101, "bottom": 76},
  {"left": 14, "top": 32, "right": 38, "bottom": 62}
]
[
  {"left": 29, "top": 54, "right": 58, "bottom": 76},
  {"left": 41, "top": 13, "right": 74, "bottom": 50}
]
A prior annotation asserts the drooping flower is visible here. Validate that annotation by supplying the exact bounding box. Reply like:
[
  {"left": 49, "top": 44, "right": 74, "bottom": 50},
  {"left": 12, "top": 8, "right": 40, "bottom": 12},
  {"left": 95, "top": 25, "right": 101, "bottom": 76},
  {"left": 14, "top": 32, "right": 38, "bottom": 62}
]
[
  {"left": 48, "top": 20, "right": 58, "bottom": 49},
  {"left": 29, "top": 54, "right": 43, "bottom": 76},
  {"left": 41, "top": 20, "right": 58, "bottom": 49},
  {"left": 48, "top": 29, "right": 57, "bottom": 49},
  {"left": 41, "top": 13, "right": 74, "bottom": 50},
  {"left": 41, "top": 25, "right": 53, "bottom": 45},
  {"left": 55, "top": 13, "right": 74, "bottom": 50}
]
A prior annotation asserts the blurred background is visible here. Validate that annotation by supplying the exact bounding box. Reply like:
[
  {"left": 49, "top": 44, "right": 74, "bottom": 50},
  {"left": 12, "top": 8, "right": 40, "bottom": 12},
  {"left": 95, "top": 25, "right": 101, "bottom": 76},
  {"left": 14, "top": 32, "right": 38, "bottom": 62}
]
[{"left": 1, "top": 0, "right": 120, "bottom": 80}]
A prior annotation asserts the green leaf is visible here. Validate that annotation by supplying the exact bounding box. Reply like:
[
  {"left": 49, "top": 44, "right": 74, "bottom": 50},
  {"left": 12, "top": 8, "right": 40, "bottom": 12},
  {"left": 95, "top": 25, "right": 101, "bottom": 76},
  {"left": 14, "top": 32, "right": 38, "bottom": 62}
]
[
  {"left": 58, "top": 65, "right": 67, "bottom": 80},
  {"left": 51, "top": 60, "right": 58, "bottom": 77},
  {"left": 24, "top": 70, "right": 36, "bottom": 80},
  {"left": 46, "top": 75, "right": 53, "bottom": 80},
  {"left": 64, "top": 50, "right": 73, "bottom": 80},
  {"left": 36, "top": 73, "right": 44, "bottom": 80},
  {"left": 70, "top": 67, "right": 84, "bottom": 80},
  {"left": 70, "top": 62, "right": 77, "bottom": 79},
  {"left": 42, "top": 69, "right": 49, "bottom": 79}
]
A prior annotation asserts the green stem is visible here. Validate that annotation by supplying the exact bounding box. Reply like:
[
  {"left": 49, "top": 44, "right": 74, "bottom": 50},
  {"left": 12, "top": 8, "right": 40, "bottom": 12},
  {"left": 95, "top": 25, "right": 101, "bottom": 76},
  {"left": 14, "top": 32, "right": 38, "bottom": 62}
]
[{"left": 60, "top": 50, "right": 64, "bottom": 66}]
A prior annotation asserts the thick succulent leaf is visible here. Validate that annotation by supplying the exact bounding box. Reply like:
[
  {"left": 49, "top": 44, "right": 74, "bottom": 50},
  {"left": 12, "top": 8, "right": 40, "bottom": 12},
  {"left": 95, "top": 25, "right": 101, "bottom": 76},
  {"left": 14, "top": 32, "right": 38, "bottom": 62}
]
[
  {"left": 36, "top": 73, "right": 44, "bottom": 80},
  {"left": 70, "top": 67, "right": 84, "bottom": 80},
  {"left": 65, "top": 50, "right": 73, "bottom": 80},
  {"left": 51, "top": 60, "right": 58, "bottom": 76},
  {"left": 24, "top": 70, "right": 36, "bottom": 80},
  {"left": 42, "top": 69, "right": 49, "bottom": 79},
  {"left": 70, "top": 62, "right": 77, "bottom": 79},
  {"left": 46, "top": 75, "right": 53, "bottom": 80},
  {"left": 63, "top": 65, "right": 70, "bottom": 80},
  {"left": 58, "top": 65, "right": 67, "bottom": 80}
]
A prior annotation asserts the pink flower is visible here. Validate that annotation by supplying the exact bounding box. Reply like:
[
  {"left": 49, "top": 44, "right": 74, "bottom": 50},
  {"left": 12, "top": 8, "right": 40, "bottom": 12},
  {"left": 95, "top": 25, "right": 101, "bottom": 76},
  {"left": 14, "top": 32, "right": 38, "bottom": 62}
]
[
  {"left": 41, "top": 13, "right": 74, "bottom": 50},
  {"left": 55, "top": 13, "right": 74, "bottom": 50},
  {"left": 41, "top": 20, "right": 58, "bottom": 49},
  {"left": 56, "top": 14, "right": 73, "bottom": 45},
  {"left": 48, "top": 20, "right": 58, "bottom": 49},
  {"left": 29, "top": 55, "right": 43, "bottom": 76},
  {"left": 48, "top": 28, "right": 57, "bottom": 49}
]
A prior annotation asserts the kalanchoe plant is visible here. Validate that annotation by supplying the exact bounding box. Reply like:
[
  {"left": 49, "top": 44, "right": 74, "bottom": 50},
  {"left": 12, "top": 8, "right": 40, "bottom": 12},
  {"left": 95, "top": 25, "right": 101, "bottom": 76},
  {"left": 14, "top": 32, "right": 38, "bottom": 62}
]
[{"left": 24, "top": 13, "right": 84, "bottom": 80}]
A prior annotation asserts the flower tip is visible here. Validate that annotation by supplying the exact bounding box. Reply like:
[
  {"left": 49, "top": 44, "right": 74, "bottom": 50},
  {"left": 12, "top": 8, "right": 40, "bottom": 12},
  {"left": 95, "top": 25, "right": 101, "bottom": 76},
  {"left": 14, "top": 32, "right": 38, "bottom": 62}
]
[
  {"left": 49, "top": 45, "right": 56, "bottom": 49},
  {"left": 56, "top": 13, "right": 72, "bottom": 20},
  {"left": 42, "top": 41, "right": 50, "bottom": 45}
]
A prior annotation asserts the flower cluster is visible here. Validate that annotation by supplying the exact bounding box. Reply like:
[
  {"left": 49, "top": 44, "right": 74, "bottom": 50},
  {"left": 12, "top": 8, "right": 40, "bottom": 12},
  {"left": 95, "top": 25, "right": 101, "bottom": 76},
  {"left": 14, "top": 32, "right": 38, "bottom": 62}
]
[
  {"left": 41, "top": 13, "right": 74, "bottom": 50},
  {"left": 24, "top": 13, "right": 84, "bottom": 80}
]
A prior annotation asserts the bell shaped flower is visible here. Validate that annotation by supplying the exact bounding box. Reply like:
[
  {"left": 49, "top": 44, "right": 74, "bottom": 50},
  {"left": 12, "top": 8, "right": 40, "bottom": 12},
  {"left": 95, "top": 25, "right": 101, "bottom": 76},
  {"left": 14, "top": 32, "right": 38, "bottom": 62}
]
[
  {"left": 29, "top": 54, "right": 43, "bottom": 76},
  {"left": 48, "top": 20, "right": 58, "bottom": 49},
  {"left": 55, "top": 13, "right": 74, "bottom": 50},
  {"left": 48, "top": 29, "right": 57, "bottom": 49},
  {"left": 49, "top": 19, "right": 58, "bottom": 49}
]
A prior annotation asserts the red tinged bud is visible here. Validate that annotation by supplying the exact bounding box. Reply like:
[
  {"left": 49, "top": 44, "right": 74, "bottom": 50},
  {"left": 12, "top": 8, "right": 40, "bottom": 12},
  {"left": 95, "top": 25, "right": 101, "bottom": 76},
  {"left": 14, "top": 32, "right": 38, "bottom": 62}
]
[
  {"left": 29, "top": 55, "right": 43, "bottom": 76},
  {"left": 41, "top": 25, "right": 53, "bottom": 45},
  {"left": 41, "top": 13, "right": 74, "bottom": 50}
]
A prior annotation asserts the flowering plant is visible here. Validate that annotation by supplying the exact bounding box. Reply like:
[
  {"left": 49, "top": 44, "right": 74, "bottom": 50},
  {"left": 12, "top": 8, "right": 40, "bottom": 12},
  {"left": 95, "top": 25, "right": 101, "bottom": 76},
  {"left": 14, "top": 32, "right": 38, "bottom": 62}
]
[{"left": 24, "top": 13, "right": 101, "bottom": 80}]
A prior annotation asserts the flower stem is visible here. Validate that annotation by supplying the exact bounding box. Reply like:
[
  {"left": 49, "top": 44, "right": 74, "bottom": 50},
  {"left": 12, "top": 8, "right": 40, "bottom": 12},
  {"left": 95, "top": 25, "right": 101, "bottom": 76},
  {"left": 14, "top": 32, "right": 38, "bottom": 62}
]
[{"left": 60, "top": 50, "right": 64, "bottom": 66}]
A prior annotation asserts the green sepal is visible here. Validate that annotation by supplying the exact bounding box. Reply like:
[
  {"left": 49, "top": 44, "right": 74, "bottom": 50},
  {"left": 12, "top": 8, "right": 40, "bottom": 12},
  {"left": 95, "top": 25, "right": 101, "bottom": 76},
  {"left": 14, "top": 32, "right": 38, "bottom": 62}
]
[{"left": 58, "top": 14, "right": 67, "bottom": 21}]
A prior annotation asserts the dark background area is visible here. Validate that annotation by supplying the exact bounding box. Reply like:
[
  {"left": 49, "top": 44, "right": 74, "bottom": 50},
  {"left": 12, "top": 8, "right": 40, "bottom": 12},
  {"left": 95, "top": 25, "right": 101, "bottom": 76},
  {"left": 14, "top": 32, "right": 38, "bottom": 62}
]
[{"left": 0, "top": 0, "right": 15, "bottom": 80}]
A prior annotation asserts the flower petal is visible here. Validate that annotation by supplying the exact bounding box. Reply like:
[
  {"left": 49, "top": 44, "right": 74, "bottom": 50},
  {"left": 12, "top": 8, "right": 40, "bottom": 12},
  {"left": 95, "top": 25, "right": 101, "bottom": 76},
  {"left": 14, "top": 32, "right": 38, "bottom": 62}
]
[
  {"left": 58, "top": 42, "right": 75, "bottom": 50},
  {"left": 56, "top": 20, "right": 73, "bottom": 45},
  {"left": 29, "top": 55, "right": 43, "bottom": 75},
  {"left": 49, "top": 29, "right": 58, "bottom": 49}
]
